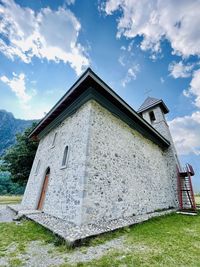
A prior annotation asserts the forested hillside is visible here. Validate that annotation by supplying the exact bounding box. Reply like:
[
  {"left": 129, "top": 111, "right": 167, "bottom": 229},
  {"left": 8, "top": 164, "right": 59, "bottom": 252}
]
[
  {"left": 0, "top": 170, "right": 24, "bottom": 195},
  {"left": 0, "top": 110, "right": 36, "bottom": 156},
  {"left": 0, "top": 110, "right": 38, "bottom": 194}
]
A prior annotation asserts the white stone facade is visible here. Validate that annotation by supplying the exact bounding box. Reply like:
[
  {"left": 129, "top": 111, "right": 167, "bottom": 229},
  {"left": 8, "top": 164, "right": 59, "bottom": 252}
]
[
  {"left": 81, "top": 101, "right": 178, "bottom": 224},
  {"left": 22, "top": 99, "right": 179, "bottom": 226},
  {"left": 22, "top": 102, "right": 92, "bottom": 225}
]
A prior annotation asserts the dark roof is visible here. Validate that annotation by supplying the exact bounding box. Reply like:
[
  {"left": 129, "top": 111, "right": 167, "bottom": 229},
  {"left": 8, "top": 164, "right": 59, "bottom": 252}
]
[
  {"left": 138, "top": 96, "right": 169, "bottom": 114},
  {"left": 29, "top": 68, "right": 170, "bottom": 149}
]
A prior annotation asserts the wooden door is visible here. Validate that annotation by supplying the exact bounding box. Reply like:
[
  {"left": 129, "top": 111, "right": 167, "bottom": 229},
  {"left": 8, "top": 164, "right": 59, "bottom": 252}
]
[{"left": 37, "top": 172, "right": 49, "bottom": 210}]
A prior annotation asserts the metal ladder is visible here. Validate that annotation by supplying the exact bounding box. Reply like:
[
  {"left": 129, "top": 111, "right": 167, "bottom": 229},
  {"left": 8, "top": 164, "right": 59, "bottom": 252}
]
[{"left": 177, "top": 164, "right": 196, "bottom": 211}]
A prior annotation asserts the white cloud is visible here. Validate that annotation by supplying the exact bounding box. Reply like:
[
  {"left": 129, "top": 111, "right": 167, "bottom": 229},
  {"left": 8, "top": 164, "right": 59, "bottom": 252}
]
[
  {"left": 22, "top": 102, "right": 51, "bottom": 120},
  {"left": 127, "top": 40, "right": 134, "bottom": 52},
  {"left": 183, "top": 69, "right": 200, "bottom": 108},
  {"left": 65, "top": 0, "right": 75, "bottom": 5},
  {"left": 0, "top": 73, "right": 32, "bottom": 103},
  {"left": 121, "top": 64, "right": 140, "bottom": 87},
  {"left": 103, "top": 0, "right": 200, "bottom": 58},
  {"left": 118, "top": 55, "right": 125, "bottom": 66},
  {"left": 169, "top": 61, "right": 194, "bottom": 79},
  {"left": 169, "top": 111, "right": 200, "bottom": 156},
  {"left": 0, "top": 0, "right": 89, "bottom": 75},
  {"left": 160, "top": 77, "right": 164, "bottom": 84}
]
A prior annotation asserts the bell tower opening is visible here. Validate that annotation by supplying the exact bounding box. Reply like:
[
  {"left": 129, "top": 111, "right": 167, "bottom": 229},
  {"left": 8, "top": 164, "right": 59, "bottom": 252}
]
[{"left": 149, "top": 110, "right": 156, "bottom": 123}]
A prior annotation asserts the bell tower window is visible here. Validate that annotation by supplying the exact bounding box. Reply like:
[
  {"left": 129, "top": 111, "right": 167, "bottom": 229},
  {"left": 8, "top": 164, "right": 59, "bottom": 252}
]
[{"left": 149, "top": 110, "right": 156, "bottom": 123}]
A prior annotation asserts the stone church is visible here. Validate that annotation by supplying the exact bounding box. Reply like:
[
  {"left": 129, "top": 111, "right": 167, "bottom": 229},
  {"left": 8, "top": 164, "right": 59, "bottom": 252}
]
[{"left": 20, "top": 68, "right": 182, "bottom": 241}]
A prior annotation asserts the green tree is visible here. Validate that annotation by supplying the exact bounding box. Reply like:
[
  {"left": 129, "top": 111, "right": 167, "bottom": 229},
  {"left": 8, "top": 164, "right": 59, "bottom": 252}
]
[
  {"left": 2, "top": 123, "right": 38, "bottom": 186},
  {"left": 0, "top": 171, "right": 25, "bottom": 195}
]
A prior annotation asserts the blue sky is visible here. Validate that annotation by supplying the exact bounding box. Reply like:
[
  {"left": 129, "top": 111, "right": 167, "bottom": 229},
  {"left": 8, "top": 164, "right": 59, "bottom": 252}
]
[{"left": 0, "top": 0, "right": 200, "bottom": 191}]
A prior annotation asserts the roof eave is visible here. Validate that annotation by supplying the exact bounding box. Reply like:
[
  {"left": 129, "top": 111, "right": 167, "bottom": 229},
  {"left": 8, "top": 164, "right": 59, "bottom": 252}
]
[
  {"left": 138, "top": 100, "right": 169, "bottom": 114},
  {"left": 29, "top": 68, "right": 170, "bottom": 149},
  {"left": 28, "top": 68, "right": 93, "bottom": 138}
]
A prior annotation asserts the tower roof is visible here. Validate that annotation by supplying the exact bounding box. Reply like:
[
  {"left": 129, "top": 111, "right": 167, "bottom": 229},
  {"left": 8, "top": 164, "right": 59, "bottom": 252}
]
[
  {"left": 138, "top": 96, "right": 169, "bottom": 114},
  {"left": 29, "top": 68, "right": 170, "bottom": 149}
]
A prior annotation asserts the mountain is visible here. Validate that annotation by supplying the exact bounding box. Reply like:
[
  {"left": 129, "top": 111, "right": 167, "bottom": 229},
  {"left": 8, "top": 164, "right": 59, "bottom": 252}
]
[{"left": 0, "top": 110, "right": 36, "bottom": 156}]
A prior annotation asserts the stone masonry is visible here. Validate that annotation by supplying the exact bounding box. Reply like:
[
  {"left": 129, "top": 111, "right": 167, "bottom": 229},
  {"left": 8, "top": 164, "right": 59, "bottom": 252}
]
[
  {"left": 22, "top": 99, "right": 179, "bottom": 226},
  {"left": 22, "top": 102, "right": 92, "bottom": 225},
  {"left": 81, "top": 100, "right": 178, "bottom": 224}
]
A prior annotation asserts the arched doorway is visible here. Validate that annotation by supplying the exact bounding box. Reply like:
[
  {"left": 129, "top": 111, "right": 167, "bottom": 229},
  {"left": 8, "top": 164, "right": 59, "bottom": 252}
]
[{"left": 37, "top": 167, "right": 50, "bottom": 210}]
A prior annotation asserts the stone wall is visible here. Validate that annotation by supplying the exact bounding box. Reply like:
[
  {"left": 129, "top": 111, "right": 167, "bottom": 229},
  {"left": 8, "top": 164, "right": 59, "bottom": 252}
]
[
  {"left": 22, "top": 102, "right": 92, "bottom": 225},
  {"left": 22, "top": 99, "right": 179, "bottom": 227},
  {"left": 141, "top": 106, "right": 180, "bottom": 206},
  {"left": 142, "top": 106, "right": 180, "bottom": 166},
  {"left": 81, "top": 100, "right": 178, "bottom": 225}
]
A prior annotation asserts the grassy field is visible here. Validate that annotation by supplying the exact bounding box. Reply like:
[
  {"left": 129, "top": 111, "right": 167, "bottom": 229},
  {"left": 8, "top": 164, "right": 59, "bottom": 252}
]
[
  {"left": 0, "top": 196, "right": 200, "bottom": 266},
  {"left": 0, "top": 195, "right": 22, "bottom": 205},
  {"left": 84, "top": 211, "right": 200, "bottom": 267},
  {"left": 195, "top": 195, "right": 200, "bottom": 205},
  {"left": 0, "top": 211, "right": 200, "bottom": 266}
]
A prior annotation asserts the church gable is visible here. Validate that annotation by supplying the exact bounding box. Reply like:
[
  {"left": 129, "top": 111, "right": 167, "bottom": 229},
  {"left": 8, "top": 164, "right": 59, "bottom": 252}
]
[{"left": 29, "top": 68, "right": 170, "bottom": 150}]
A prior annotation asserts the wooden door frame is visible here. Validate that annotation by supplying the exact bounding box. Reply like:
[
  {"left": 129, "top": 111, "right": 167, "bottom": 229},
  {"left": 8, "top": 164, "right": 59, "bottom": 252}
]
[{"left": 37, "top": 167, "right": 50, "bottom": 210}]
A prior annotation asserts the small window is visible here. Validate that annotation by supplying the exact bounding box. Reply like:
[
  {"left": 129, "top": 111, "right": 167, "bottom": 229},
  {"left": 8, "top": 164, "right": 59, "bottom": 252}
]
[
  {"left": 61, "top": 146, "right": 69, "bottom": 168},
  {"left": 51, "top": 132, "right": 57, "bottom": 148},
  {"left": 35, "top": 160, "right": 41, "bottom": 175},
  {"left": 149, "top": 111, "right": 156, "bottom": 123}
]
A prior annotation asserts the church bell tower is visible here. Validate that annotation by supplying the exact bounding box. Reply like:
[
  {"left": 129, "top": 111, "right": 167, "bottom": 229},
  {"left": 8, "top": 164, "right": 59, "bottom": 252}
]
[
  {"left": 138, "top": 96, "right": 180, "bottom": 167},
  {"left": 138, "top": 97, "right": 170, "bottom": 140}
]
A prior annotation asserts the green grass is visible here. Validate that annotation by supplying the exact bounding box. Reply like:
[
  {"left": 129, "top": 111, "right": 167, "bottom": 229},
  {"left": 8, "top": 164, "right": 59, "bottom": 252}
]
[
  {"left": 0, "top": 195, "right": 22, "bottom": 205},
  {"left": 75, "top": 212, "right": 200, "bottom": 267},
  {"left": 0, "top": 220, "right": 58, "bottom": 258},
  {"left": 195, "top": 195, "right": 200, "bottom": 205},
  {"left": 1, "top": 212, "right": 200, "bottom": 266}
]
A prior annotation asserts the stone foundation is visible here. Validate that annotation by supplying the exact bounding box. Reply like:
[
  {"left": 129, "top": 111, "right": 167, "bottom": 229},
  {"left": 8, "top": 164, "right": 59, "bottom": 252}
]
[{"left": 8, "top": 205, "right": 176, "bottom": 245}]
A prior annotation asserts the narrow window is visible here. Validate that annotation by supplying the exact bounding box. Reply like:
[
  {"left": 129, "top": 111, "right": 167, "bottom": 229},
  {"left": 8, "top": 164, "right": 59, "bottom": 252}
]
[
  {"left": 51, "top": 132, "right": 57, "bottom": 148},
  {"left": 149, "top": 111, "right": 156, "bottom": 123},
  {"left": 61, "top": 146, "right": 69, "bottom": 167},
  {"left": 35, "top": 160, "right": 41, "bottom": 175}
]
